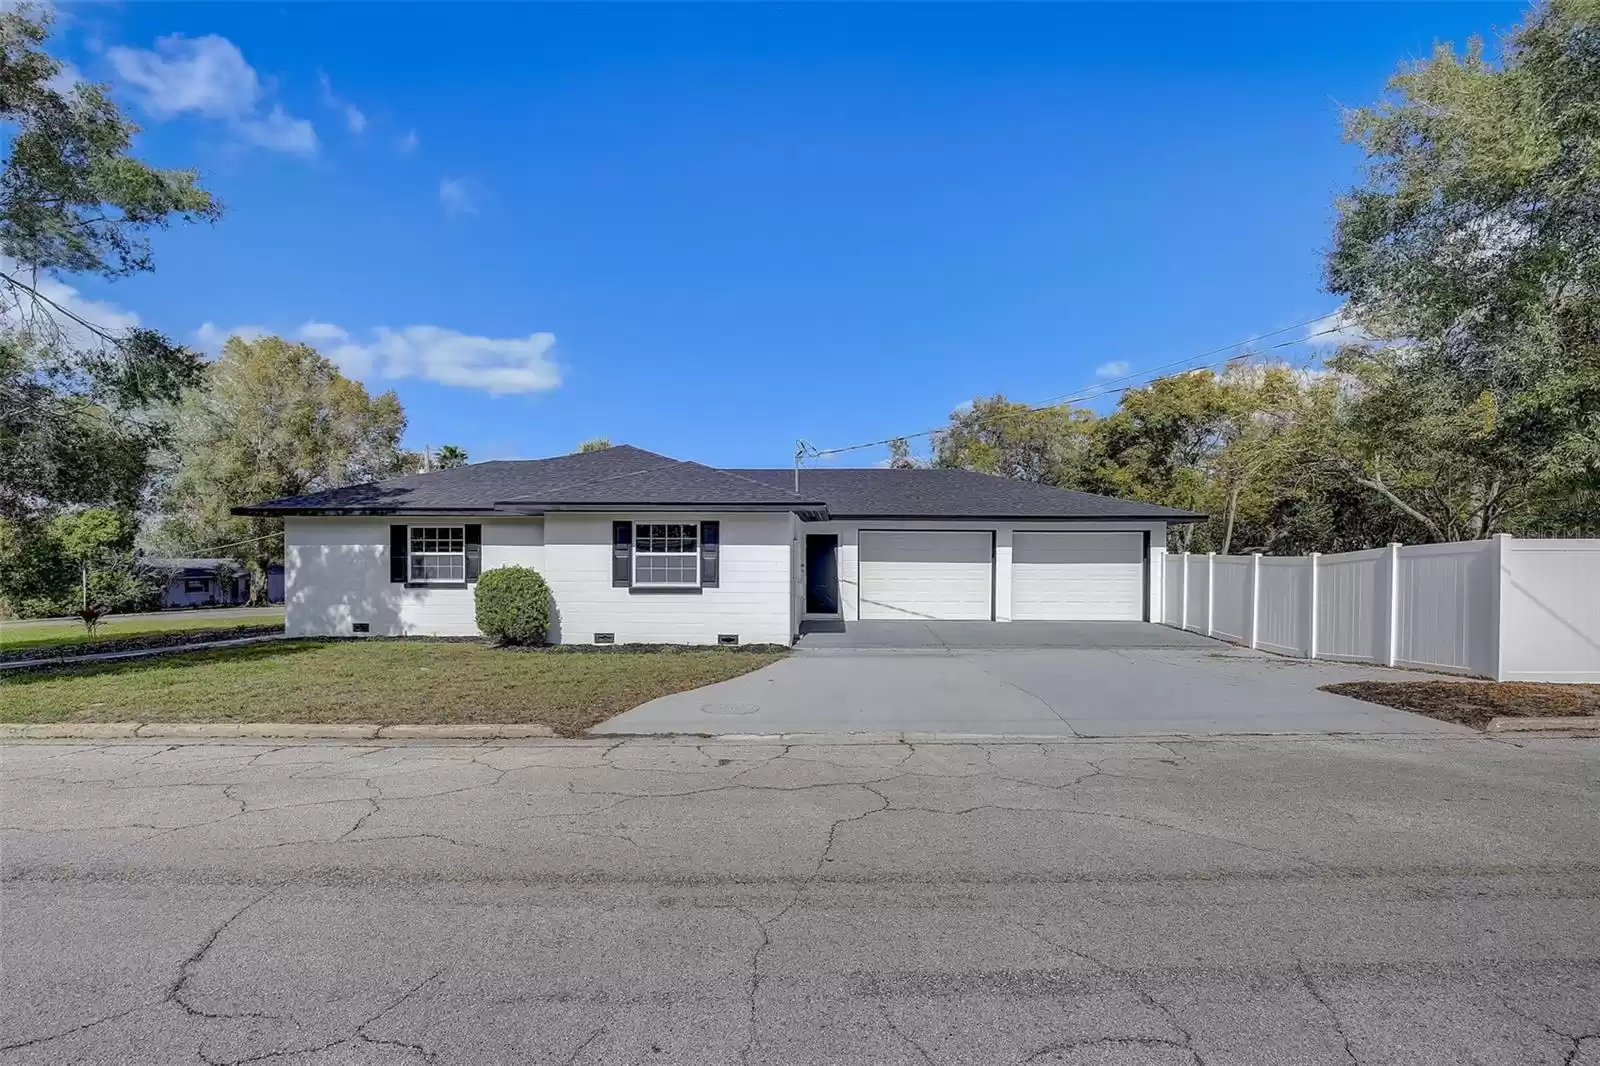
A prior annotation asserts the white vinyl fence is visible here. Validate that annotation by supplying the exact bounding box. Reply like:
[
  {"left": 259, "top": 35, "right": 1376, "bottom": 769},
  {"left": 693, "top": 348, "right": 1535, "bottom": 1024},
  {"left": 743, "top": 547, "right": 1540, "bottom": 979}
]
[{"left": 1161, "top": 535, "right": 1600, "bottom": 683}]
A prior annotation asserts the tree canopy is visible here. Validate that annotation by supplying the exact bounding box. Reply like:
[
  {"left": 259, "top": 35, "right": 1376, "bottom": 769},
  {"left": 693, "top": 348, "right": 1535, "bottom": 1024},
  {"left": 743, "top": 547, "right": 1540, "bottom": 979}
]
[
  {"left": 1327, "top": 0, "right": 1599, "bottom": 538},
  {"left": 160, "top": 335, "right": 407, "bottom": 602}
]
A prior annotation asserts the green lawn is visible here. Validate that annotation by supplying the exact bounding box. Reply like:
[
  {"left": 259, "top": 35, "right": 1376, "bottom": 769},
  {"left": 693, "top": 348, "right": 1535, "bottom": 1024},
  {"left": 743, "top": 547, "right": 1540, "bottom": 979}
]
[
  {"left": 0, "top": 609, "right": 285, "bottom": 653},
  {"left": 0, "top": 640, "right": 786, "bottom": 736}
]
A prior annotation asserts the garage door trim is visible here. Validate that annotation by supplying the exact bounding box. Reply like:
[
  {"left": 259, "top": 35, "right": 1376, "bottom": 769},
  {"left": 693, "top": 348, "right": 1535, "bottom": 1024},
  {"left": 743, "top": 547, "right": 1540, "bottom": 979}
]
[{"left": 858, "top": 528, "right": 997, "bottom": 622}]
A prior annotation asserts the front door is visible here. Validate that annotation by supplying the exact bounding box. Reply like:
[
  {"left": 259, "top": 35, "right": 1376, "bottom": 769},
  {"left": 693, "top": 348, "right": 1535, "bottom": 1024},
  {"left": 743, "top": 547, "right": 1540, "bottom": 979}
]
[{"left": 805, "top": 534, "right": 840, "bottom": 615}]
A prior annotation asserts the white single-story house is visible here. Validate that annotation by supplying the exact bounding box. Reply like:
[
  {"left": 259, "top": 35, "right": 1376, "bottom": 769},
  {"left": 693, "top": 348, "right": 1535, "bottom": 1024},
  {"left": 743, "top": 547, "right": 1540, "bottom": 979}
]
[
  {"left": 234, "top": 445, "right": 1202, "bottom": 645},
  {"left": 144, "top": 558, "right": 285, "bottom": 608}
]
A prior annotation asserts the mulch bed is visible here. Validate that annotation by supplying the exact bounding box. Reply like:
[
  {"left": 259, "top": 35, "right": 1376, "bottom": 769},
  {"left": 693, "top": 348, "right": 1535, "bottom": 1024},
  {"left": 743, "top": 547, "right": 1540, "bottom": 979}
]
[
  {"left": 0, "top": 625, "right": 284, "bottom": 665},
  {"left": 1323, "top": 680, "right": 1600, "bottom": 730}
]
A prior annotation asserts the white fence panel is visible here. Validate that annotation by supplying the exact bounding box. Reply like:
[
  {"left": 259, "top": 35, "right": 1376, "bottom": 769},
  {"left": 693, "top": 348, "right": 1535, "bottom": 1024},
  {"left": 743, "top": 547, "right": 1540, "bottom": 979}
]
[
  {"left": 1163, "top": 554, "right": 1184, "bottom": 626},
  {"left": 1256, "top": 557, "right": 1311, "bottom": 656},
  {"left": 1500, "top": 539, "right": 1600, "bottom": 682},
  {"left": 1185, "top": 554, "right": 1210, "bottom": 633},
  {"left": 1210, "top": 557, "right": 1252, "bottom": 643},
  {"left": 1315, "top": 548, "right": 1387, "bottom": 663},
  {"left": 1158, "top": 536, "right": 1600, "bottom": 683},
  {"left": 1394, "top": 541, "right": 1496, "bottom": 676}
]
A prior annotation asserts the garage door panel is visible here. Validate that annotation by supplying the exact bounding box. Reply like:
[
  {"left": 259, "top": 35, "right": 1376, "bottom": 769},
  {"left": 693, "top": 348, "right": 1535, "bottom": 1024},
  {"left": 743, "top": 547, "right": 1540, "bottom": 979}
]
[
  {"left": 1014, "top": 531, "right": 1143, "bottom": 565},
  {"left": 1012, "top": 532, "right": 1144, "bottom": 621},
  {"left": 859, "top": 531, "right": 993, "bottom": 621}
]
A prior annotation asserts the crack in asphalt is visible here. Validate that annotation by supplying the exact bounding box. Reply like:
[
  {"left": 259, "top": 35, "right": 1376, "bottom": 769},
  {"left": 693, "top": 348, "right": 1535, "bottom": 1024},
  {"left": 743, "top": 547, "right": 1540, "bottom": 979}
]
[
  {"left": 880, "top": 1004, "right": 939, "bottom": 1065},
  {"left": 0, "top": 1006, "right": 143, "bottom": 1053},
  {"left": 1020, "top": 921, "right": 1207, "bottom": 1065},
  {"left": 1297, "top": 961, "right": 1361, "bottom": 1065},
  {"left": 166, "top": 885, "right": 287, "bottom": 1023},
  {"left": 4, "top": 737, "right": 1596, "bottom": 1065}
]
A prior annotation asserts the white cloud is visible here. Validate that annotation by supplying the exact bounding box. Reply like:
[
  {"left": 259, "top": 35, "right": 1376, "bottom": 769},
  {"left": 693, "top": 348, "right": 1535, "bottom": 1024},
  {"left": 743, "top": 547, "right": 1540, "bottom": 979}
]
[
  {"left": 1304, "top": 309, "right": 1370, "bottom": 348},
  {"left": 395, "top": 129, "right": 420, "bottom": 154},
  {"left": 192, "top": 319, "right": 561, "bottom": 396},
  {"left": 1094, "top": 360, "right": 1131, "bottom": 380},
  {"left": 192, "top": 321, "right": 268, "bottom": 354},
  {"left": 317, "top": 72, "right": 367, "bottom": 134},
  {"left": 438, "top": 178, "right": 479, "bottom": 216},
  {"left": 45, "top": 59, "right": 83, "bottom": 95},
  {"left": 235, "top": 105, "right": 317, "bottom": 154},
  {"left": 326, "top": 326, "right": 559, "bottom": 395},
  {"left": 297, "top": 321, "right": 349, "bottom": 344},
  {"left": 107, "top": 34, "right": 317, "bottom": 154}
]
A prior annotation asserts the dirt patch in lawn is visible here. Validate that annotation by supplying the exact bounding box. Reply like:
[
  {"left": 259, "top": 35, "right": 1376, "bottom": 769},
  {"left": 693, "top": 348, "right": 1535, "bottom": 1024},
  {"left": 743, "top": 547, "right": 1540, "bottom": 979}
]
[
  {"left": 0, "top": 625, "right": 283, "bottom": 664},
  {"left": 0, "top": 639, "right": 787, "bottom": 737},
  {"left": 1323, "top": 680, "right": 1600, "bottom": 730}
]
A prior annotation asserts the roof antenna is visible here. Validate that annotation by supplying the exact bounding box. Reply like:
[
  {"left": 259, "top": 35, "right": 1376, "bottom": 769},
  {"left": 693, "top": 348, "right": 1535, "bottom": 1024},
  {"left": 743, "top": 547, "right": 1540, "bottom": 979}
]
[{"left": 793, "top": 439, "right": 818, "bottom": 493}]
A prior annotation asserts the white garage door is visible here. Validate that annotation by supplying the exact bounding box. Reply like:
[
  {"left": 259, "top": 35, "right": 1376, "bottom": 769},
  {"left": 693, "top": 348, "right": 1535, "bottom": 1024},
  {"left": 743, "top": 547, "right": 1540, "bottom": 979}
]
[
  {"left": 859, "top": 531, "right": 993, "bottom": 620},
  {"left": 1011, "top": 532, "right": 1145, "bottom": 621}
]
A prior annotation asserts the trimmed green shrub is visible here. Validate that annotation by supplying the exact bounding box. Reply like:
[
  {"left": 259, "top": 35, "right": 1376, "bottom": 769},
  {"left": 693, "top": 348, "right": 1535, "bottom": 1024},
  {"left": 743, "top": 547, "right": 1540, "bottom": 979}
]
[{"left": 474, "top": 565, "right": 552, "bottom": 645}]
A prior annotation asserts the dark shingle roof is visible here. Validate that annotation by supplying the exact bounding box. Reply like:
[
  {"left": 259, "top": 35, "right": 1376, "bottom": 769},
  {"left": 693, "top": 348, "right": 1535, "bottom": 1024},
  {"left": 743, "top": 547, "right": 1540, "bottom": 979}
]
[
  {"left": 734, "top": 468, "right": 1202, "bottom": 521},
  {"left": 234, "top": 444, "right": 1201, "bottom": 521},
  {"left": 234, "top": 446, "right": 825, "bottom": 515}
]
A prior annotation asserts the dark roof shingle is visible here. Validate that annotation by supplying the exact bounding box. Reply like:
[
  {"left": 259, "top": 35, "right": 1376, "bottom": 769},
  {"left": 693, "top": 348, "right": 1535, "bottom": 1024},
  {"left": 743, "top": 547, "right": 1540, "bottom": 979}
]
[
  {"left": 734, "top": 468, "right": 1202, "bottom": 521},
  {"left": 234, "top": 445, "right": 1201, "bottom": 521}
]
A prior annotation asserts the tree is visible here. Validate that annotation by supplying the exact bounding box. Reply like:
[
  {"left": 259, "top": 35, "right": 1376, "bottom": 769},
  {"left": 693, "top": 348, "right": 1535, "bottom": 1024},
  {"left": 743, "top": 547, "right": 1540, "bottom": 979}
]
[
  {"left": 887, "top": 437, "right": 917, "bottom": 469},
  {"left": 1, "top": 5, "right": 218, "bottom": 549},
  {"left": 54, "top": 507, "right": 122, "bottom": 610},
  {"left": 162, "top": 335, "right": 407, "bottom": 603},
  {"left": 932, "top": 396, "right": 1099, "bottom": 488},
  {"left": 2, "top": 5, "right": 219, "bottom": 303},
  {"left": 1326, "top": 0, "right": 1600, "bottom": 538},
  {"left": 435, "top": 444, "right": 468, "bottom": 469},
  {"left": 577, "top": 438, "right": 611, "bottom": 453},
  {"left": 1094, "top": 371, "right": 1233, "bottom": 548}
]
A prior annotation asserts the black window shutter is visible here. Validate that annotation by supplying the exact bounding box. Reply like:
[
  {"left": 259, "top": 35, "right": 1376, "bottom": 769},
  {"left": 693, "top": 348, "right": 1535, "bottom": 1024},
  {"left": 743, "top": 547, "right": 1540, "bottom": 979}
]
[
  {"left": 700, "top": 521, "right": 720, "bottom": 588},
  {"left": 464, "top": 524, "right": 482, "bottom": 581},
  {"left": 389, "top": 525, "right": 408, "bottom": 583},
  {"left": 612, "top": 521, "right": 632, "bottom": 587}
]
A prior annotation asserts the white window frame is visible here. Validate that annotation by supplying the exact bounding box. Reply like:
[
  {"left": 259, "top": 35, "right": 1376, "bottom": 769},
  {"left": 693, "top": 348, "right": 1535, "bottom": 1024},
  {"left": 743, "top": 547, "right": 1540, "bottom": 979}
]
[
  {"left": 633, "top": 521, "right": 701, "bottom": 588},
  {"left": 409, "top": 525, "right": 467, "bottom": 585}
]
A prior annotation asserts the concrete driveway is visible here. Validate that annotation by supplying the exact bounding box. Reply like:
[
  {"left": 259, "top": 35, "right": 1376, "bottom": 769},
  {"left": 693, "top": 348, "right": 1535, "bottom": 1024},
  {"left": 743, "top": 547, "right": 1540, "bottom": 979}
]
[{"left": 600, "top": 623, "right": 1466, "bottom": 736}]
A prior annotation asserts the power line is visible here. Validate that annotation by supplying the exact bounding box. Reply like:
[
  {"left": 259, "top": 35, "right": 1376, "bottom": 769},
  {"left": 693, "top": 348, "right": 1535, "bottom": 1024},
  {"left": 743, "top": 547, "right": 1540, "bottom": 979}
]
[{"left": 805, "top": 315, "right": 1352, "bottom": 460}]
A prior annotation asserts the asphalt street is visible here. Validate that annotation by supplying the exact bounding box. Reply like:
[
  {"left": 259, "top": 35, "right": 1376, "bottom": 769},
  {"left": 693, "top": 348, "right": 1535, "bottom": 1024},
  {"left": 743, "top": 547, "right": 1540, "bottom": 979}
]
[{"left": 2, "top": 736, "right": 1597, "bottom": 1065}]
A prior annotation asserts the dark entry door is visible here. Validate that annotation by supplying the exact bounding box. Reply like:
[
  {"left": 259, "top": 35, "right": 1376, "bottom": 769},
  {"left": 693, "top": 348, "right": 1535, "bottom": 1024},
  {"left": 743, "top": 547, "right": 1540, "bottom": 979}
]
[{"left": 805, "top": 534, "right": 840, "bottom": 614}]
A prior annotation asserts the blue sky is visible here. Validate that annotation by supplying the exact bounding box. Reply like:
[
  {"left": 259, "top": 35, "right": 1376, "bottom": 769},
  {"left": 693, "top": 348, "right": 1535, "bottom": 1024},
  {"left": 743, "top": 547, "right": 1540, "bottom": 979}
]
[{"left": 42, "top": 1, "right": 1524, "bottom": 468}]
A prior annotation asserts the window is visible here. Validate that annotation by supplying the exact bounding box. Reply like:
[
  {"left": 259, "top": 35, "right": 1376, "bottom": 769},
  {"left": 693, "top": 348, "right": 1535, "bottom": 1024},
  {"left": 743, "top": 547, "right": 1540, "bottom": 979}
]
[
  {"left": 634, "top": 522, "right": 699, "bottom": 586},
  {"left": 409, "top": 526, "right": 466, "bottom": 583},
  {"left": 183, "top": 578, "right": 209, "bottom": 594}
]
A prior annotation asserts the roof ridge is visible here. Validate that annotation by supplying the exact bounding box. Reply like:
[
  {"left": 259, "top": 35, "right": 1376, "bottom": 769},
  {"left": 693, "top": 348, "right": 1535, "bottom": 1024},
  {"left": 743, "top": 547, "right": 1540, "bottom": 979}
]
[
  {"left": 689, "top": 461, "right": 806, "bottom": 498},
  {"left": 496, "top": 452, "right": 685, "bottom": 501}
]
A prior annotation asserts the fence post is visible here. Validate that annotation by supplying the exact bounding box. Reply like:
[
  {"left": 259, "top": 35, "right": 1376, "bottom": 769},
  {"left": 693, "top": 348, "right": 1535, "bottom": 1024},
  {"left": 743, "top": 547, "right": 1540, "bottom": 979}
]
[
  {"left": 1385, "top": 542, "right": 1402, "bottom": 667},
  {"left": 1489, "top": 533, "right": 1511, "bottom": 681},
  {"left": 1248, "top": 553, "right": 1261, "bottom": 649},
  {"left": 1180, "top": 552, "right": 1189, "bottom": 630},
  {"left": 1306, "top": 552, "right": 1320, "bottom": 659},
  {"left": 1206, "top": 552, "right": 1216, "bottom": 636}
]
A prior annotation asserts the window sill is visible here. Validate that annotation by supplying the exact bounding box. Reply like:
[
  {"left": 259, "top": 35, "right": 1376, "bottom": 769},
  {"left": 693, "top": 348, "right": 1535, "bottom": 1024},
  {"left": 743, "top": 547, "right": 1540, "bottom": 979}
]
[
  {"left": 629, "top": 586, "right": 703, "bottom": 595},
  {"left": 405, "top": 581, "right": 471, "bottom": 590}
]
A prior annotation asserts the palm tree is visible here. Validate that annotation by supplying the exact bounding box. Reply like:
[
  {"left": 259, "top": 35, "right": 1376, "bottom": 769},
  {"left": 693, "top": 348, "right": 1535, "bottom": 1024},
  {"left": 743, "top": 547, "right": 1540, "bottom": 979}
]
[{"left": 435, "top": 444, "right": 469, "bottom": 469}]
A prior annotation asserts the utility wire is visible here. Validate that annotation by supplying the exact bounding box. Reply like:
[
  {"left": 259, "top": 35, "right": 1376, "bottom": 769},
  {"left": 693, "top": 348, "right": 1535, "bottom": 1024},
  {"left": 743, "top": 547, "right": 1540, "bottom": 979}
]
[{"left": 807, "top": 315, "right": 1353, "bottom": 460}]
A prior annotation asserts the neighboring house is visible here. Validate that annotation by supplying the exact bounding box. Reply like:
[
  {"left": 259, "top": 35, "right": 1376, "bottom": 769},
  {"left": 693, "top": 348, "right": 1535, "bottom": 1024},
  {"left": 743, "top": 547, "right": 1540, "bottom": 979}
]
[
  {"left": 234, "top": 445, "right": 1201, "bottom": 645},
  {"left": 145, "top": 558, "right": 285, "bottom": 608}
]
